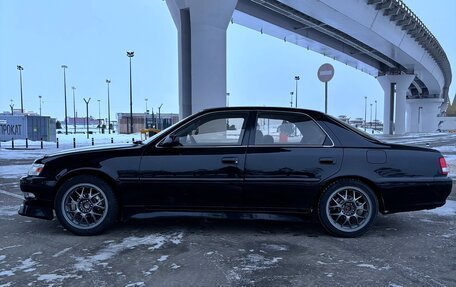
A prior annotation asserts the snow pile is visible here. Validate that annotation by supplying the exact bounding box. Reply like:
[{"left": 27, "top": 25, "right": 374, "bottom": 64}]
[
  {"left": 37, "top": 274, "right": 82, "bottom": 283},
  {"left": 0, "top": 149, "right": 50, "bottom": 161},
  {"left": 52, "top": 247, "right": 73, "bottom": 258},
  {"left": 0, "top": 206, "right": 20, "bottom": 217},
  {"left": 424, "top": 200, "right": 456, "bottom": 216},
  {"left": 0, "top": 165, "right": 29, "bottom": 179},
  {"left": 74, "top": 232, "right": 183, "bottom": 271},
  {"left": 356, "top": 263, "right": 391, "bottom": 270},
  {"left": 225, "top": 249, "right": 284, "bottom": 283},
  {"left": 442, "top": 154, "right": 456, "bottom": 178},
  {"left": 0, "top": 257, "right": 39, "bottom": 277},
  {"left": 0, "top": 132, "right": 145, "bottom": 161},
  {"left": 157, "top": 255, "right": 169, "bottom": 262}
]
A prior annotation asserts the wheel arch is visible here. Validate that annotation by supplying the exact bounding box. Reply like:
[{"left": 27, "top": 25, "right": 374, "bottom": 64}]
[
  {"left": 54, "top": 169, "right": 122, "bottom": 207},
  {"left": 315, "top": 176, "right": 386, "bottom": 213}
]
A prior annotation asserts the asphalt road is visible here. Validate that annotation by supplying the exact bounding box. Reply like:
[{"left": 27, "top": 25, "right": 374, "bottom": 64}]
[{"left": 1, "top": 134, "right": 456, "bottom": 287}]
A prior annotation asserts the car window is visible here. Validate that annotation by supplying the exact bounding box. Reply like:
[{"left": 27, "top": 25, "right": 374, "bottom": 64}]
[
  {"left": 327, "top": 114, "right": 381, "bottom": 143},
  {"left": 171, "top": 113, "right": 247, "bottom": 146},
  {"left": 255, "top": 112, "right": 327, "bottom": 146}
]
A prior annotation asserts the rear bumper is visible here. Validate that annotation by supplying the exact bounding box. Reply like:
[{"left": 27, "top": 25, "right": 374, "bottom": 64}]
[
  {"left": 379, "top": 177, "right": 452, "bottom": 214},
  {"left": 18, "top": 200, "right": 54, "bottom": 220}
]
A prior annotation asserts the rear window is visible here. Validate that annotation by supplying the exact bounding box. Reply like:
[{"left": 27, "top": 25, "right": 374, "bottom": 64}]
[{"left": 327, "top": 115, "right": 381, "bottom": 143}]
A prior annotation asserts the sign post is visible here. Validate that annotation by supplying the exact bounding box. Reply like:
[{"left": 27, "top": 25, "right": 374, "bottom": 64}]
[{"left": 317, "top": 63, "right": 335, "bottom": 114}]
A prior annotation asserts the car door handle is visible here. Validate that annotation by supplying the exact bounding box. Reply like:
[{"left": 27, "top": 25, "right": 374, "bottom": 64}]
[
  {"left": 222, "top": 157, "right": 239, "bottom": 165},
  {"left": 319, "top": 157, "right": 336, "bottom": 165}
]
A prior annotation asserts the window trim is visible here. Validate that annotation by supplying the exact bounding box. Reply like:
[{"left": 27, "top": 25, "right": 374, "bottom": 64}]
[
  {"left": 155, "top": 110, "right": 250, "bottom": 148},
  {"left": 250, "top": 111, "right": 335, "bottom": 148}
]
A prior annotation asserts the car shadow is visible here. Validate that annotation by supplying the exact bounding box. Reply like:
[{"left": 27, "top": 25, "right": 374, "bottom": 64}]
[
  {"left": 113, "top": 213, "right": 326, "bottom": 238},
  {"left": 12, "top": 212, "right": 419, "bottom": 239}
]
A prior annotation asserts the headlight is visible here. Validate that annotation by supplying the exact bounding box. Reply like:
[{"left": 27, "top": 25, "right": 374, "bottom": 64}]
[{"left": 28, "top": 163, "right": 44, "bottom": 176}]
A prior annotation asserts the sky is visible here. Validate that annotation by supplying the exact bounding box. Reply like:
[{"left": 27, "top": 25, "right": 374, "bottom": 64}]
[{"left": 0, "top": 0, "right": 455, "bottom": 122}]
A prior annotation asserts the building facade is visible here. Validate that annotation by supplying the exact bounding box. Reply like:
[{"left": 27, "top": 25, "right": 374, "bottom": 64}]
[{"left": 117, "top": 112, "right": 179, "bottom": 134}]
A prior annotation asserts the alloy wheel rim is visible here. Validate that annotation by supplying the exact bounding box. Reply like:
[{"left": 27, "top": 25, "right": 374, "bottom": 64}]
[
  {"left": 61, "top": 183, "right": 108, "bottom": 229},
  {"left": 325, "top": 186, "right": 372, "bottom": 232}
]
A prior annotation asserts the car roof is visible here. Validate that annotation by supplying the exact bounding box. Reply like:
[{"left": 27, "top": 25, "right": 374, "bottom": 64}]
[{"left": 201, "top": 106, "right": 326, "bottom": 117}]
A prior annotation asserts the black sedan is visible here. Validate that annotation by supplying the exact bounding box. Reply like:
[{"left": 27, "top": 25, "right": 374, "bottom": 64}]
[{"left": 19, "top": 107, "right": 452, "bottom": 237}]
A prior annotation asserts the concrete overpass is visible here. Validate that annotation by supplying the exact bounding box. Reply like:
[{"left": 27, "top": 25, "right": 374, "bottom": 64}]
[{"left": 166, "top": 0, "right": 452, "bottom": 134}]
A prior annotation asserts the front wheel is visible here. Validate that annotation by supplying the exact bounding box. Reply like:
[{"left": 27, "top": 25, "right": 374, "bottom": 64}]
[
  {"left": 55, "top": 175, "right": 118, "bottom": 236},
  {"left": 318, "top": 179, "right": 378, "bottom": 237}
]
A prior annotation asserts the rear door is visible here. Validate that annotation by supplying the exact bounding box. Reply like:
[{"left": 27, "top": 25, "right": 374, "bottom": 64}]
[{"left": 244, "top": 111, "right": 343, "bottom": 211}]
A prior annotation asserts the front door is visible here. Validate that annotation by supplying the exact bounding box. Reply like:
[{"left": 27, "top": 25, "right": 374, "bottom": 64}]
[{"left": 137, "top": 111, "right": 250, "bottom": 210}]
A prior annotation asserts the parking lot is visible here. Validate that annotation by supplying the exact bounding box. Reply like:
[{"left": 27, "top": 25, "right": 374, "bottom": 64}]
[{"left": 1, "top": 134, "right": 456, "bottom": 287}]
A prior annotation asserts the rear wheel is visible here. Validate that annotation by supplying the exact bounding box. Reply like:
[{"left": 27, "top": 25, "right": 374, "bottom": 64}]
[
  {"left": 55, "top": 175, "right": 118, "bottom": 236},
  {"left": 318, "top": 179, "right": 378, "bottom": 237}
]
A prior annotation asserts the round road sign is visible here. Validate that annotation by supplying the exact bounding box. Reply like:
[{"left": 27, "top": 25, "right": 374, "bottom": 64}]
[{"left": 318, "top": 63, "right": 335, "bottom": 82}]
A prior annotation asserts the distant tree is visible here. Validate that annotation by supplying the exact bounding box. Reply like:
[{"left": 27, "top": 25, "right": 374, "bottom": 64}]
[{"left": 56, "top": 121, "right": 62, "bottom": 129}]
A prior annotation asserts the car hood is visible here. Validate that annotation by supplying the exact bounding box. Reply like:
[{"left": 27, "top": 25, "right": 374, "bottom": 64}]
[{"left": 42, "top": 143, "right": 139, "bottom": 158}]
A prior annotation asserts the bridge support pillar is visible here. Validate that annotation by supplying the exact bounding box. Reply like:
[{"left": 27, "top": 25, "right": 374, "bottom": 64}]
[
  {"left": 377, "top": 75, "right": 415, "bottom": 135},
  {"left": 166, "top": 0, "right": 237, "bottom": 119},
  {"left": 406, "top": 98, "right": 443, "bottom": 133}
]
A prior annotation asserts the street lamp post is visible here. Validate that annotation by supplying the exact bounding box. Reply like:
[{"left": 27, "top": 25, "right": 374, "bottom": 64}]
[
  {"left": 370, "top": 103, "right": 373, "bottom": 131},
  {"left": 98, "top": 99, "right": 101, "bottom": 134},
  {"left": 83, "top": 98, "right": 91, "bottom": 139},
  {"left": 127, "top": 51, "right": 134, "bottom": 134},
  {"left": 9, "top": 100, "right": 14, "bottom": 115},
  {"left": 294, "top": 76, "right": 300, "bottom": 108},
  {"left": 374, "top": 100, "right": 377, "bottom": 133},
  {"left": 158, "top": 104, "right": 163, "bottom": 130},
  {"left": 290, "top": 92, "right": 294, "bottom": 107},
  {"left": 71, "top": 86, "right": 76, "bottom": 134},
  {"left": 17, "top": 65, "right": 24, "bottom": 113},
  {"left": 106, "top": 79, "right": 111, "bottom": 134},
  {"left": 61, "top": 65, "right": 69, "bottom": 135},
  {"left": 364, "top": 96, "right": 367, "bottom": 132},
  {"left": 38, "top": 95, "right": 42, "bottom": 116},
  {"left": 226, "top": 93, "right": 230, "bottom": 107}
]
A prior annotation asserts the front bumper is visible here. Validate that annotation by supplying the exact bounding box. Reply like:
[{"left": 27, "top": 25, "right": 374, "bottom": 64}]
[
  {"left": 18, "top": 175, "right": 56, "bottom": 220},
  {"left": 20, "top": 176, "right": 57, "bottom": 201},
  {"left": 18, "top": 200, "right": 54, "bottom": 220}
]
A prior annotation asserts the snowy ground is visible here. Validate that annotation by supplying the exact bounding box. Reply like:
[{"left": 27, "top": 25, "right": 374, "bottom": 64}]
[
  {"left": 0, "top": 132, "right": 144, "bottom": 159},
  {"left": 0, "top": 132, "right": 455, "bottom": 286}
]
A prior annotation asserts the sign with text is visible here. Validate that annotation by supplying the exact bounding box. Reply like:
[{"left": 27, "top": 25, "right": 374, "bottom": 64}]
[
  {"left": 0, "top": 124, "right": 22, "bottom": 136},
  {"left": 0, "top": 116, "right": 27, "bottom": 141}
]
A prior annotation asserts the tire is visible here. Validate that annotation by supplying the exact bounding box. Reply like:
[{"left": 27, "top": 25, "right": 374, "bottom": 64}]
[
  {"left": 318, "top": 179, "right": 378, "bottom": 238},
  {"left": 54, "top": 175, "right": 118, "bottom": 236}
]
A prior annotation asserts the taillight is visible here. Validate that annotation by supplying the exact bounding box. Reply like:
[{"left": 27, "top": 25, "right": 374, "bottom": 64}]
[{"left": 439, "top": 157, "right": 448, "bottom": 175}]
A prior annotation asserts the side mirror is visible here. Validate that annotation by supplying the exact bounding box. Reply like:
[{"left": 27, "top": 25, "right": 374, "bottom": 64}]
[{"left": 160, "top": 135, "right": 181, "bottom": 147}]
